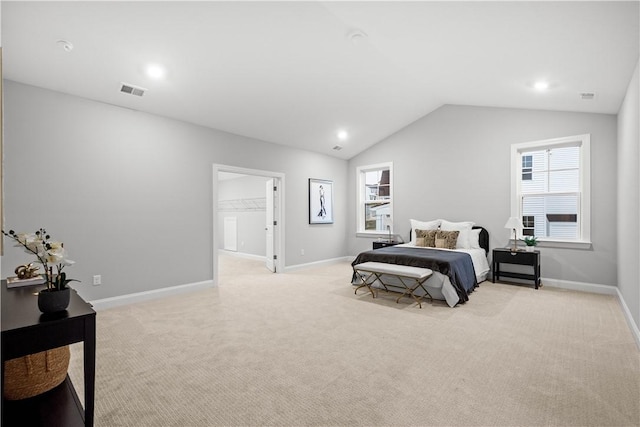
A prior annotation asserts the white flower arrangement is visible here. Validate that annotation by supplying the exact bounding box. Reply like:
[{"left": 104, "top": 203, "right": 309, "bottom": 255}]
[{"left": 3, "top": 228, "right": 78, "bottom": 291}]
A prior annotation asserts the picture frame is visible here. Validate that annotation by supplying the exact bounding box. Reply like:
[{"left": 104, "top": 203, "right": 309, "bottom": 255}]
[{"left": 309, "top": 178, "right": 333, "bottom": 224}]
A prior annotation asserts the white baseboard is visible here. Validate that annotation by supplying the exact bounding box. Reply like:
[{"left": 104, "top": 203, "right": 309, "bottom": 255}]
[
  {"left": 219, "top": 250, "right": 266, "bottom": 262},
  {"left": 541, "top": 277, "right": 618, "bottom": 295},
  {"left": 284, "top": 256, "right": 352, "bottom": 272},
  {"left": 89, "top": 280, "right": 214, "bottom": 311},
  {"left": 615, "top": 288, "right": 640, "bottom": 351}
]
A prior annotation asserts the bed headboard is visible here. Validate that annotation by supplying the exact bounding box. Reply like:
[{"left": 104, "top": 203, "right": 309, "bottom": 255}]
[
  {"left": 474, "top": 226, "right": 490, "bottom": 255},
  {"left": 409, "top": 226, "right": 490, "bottom": 255}
]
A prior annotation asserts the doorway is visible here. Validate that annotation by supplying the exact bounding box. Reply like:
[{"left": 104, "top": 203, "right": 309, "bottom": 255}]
[{"left": 212, "top": 164, "right": 284, "bottom": 285}]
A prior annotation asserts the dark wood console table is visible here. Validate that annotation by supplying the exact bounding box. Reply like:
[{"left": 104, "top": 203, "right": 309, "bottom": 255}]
[
  {"left": 1, "top": 282, "right": 96, "bottom": 426},
  {"left": 492, "top": 248, "right": 541, "bottom": 289}
]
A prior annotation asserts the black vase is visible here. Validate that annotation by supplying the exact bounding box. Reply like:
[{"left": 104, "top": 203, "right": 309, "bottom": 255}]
[{"left": 38, "top": 287, "right": 71, "bottom": 313}]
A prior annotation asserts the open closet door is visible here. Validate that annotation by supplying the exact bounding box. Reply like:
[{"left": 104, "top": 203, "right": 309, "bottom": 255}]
[{"left": 265, "top": 179, "right": 275, "bottom": 272}]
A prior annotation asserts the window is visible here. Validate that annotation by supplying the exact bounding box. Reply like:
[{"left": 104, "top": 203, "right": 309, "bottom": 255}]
[
  {"left": 522, "top": 155, "right": 533, "bottom": 180},
  {"left": 511, "top": 135, "right": 590, "bottom": 247},
  {"left": 357, "top": 162, "right": 393, "bottom": 234},
  {"left": 522, "top": 215, "right": 535, "bottom": 236}
]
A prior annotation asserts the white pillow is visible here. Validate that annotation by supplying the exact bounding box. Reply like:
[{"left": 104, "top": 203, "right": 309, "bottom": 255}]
[
  {"left": 439, "top": 219, "right": 475, "bottom": 249},
  {"left": 469, "top": 228, "right": 481, "bottom": 249},
  {"left": 410, "top": 219, "right": 441, "bottom": 244}
]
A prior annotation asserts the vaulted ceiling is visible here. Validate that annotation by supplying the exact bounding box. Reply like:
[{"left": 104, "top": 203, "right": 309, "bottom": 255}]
[{"left": 3, "top": 1, "right": 639, "bottom": 159}]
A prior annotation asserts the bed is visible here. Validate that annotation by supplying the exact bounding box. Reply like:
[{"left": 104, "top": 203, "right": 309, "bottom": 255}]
[{"left": 352, "top": 220, "right": 490, "bottom": 307}]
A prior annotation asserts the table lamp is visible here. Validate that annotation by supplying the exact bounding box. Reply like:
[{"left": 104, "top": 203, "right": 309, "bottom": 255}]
[{"left": 504, "top": 216, "right": 522, "bottom": 252}]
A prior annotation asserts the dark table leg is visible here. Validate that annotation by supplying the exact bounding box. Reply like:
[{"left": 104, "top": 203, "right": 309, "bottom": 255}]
[
  {"left": 84, "top": 316, "right": 96, "bottom": 426},
  {"left": 2, "top": 351, "right": 5, "bottom": 426},
  {"left": 493, "top": 261, "right": 499, "bottom": 283}
]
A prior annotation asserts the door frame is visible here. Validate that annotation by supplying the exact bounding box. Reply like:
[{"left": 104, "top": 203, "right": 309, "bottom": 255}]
[
  {"left": 212, "top": 164, "right": 285, "bottom": 285},
  {"left": 265, "top": 178, "right": 276, "bottom": 273}
]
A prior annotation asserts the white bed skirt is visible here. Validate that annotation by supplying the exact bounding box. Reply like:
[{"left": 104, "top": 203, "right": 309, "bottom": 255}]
[{"left": 354, "top": 271, "right": 488, "bottom": 308}]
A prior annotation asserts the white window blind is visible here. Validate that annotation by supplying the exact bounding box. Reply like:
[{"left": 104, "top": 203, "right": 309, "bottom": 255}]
[{"left": 511, "top": 135, "right": 591, "bottom": 247}]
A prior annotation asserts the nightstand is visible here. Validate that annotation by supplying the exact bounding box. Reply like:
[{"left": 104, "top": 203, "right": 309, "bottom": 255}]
[
  {"left": 492, "top": 248, "right": 541, "bottom": 289},
  {"left": 372, "top": 241, "right": 398, "bottom": 250}
]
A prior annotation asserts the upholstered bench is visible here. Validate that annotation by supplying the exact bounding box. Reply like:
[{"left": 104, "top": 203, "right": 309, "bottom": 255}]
[{"left": 353, "top": 262, "right": 434, "bottom": 308}]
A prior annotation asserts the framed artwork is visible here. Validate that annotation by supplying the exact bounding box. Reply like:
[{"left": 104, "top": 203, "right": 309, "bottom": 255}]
[{"left": 309, "top": 178, "right": 333, "bottom": 224}]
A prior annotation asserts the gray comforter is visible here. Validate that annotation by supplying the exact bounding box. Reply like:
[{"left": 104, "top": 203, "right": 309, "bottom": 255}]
[{"left": 351, "top": 246, "right": 478, "bottom": 303}]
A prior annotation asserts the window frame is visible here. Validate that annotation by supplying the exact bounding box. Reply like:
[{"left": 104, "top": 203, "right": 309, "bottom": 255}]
[
  {"left": 510, "top": 134, "right": 591, "bottom": 249},
  {"left": 356, "top": 162, "right": 393, "bottom": 236}
]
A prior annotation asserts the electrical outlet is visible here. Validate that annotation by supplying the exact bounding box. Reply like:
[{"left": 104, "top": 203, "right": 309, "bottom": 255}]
[
  {"left": 93, "top": 275, "right": 101, "bottom": 286},
  {"left": 301, "top": 249, "right": 305, "bottom": 256}
]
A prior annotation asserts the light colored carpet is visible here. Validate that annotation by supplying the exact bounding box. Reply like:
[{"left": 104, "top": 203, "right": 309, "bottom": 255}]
[{"left": 69, "top": 253, "right": 640, "bottom": 426}]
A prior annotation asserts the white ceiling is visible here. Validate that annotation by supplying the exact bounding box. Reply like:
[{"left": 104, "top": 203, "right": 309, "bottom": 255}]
[{"left": 3, "top": 1, "right": 639, "bottom": 160}]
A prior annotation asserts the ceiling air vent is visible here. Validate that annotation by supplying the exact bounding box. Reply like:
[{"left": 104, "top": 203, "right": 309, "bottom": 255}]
[
  {"left": 579, "top": 92, "right": 595, "bottom": 100},
  {"left": 333, "top": 145, "right": 343, "bottom": 151},
  {"left": 120, "top": 83, "right": 147, "bottom": 97}
]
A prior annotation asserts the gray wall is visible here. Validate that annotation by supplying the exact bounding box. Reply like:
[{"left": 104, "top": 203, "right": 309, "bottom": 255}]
[
  {"left": 2, "top": 81, "right": 348, "bottom": 300},
  {"left": 617, "top": 59, "right": 640, "bottom": 329},
  {"left": 218, "top": 175, "right": 269, "bottom": 257},
  {"left": 348, "top": 104, "right": 618, "bottom": 287},
  {"left": 3, "top": 79, "right": 630, "bottom": 307}
]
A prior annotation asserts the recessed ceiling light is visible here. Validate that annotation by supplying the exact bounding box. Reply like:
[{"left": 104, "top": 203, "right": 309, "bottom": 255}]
[
  {"left": 533, "top": 81, "right": 549, "bottom": 91},
  {"left": 337, "top": 130, "right": 349, "bottom": 141},
  {"left": 146, "top": 64, "right": 166, "bottom": 80}
]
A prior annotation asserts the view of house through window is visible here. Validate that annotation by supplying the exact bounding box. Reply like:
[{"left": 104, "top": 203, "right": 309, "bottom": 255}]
[
  {"left": 512, "top": 135, "right": 590, "bottom": 243},
  {"left": 357, "top": 163, "right": 392, "bottom": 233},
  {"left": 522, "top": 155, "right": 533, "bottom": 181}
]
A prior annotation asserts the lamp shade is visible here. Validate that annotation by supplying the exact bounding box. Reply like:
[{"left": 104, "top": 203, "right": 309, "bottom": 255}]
[{"left": 504, "top": 217, "right": 523, "bottom": 229}]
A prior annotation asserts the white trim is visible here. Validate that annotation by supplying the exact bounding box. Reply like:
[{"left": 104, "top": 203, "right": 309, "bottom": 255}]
[
  {"left": 356, "top": 162, "right": 394, "bottom": 235},
  {"left": 536, "top": 240, "right": 592, "bottom": 250},
  {"left": 219, "top": 249, "right": 266, "bottom": 262},
  {"left": 284, "top": 256, "right": 352, "bottom": 273},
  {"left": 615, "top": 287, "right": 640, "bottom": 351},
  {"left": 213, "top": 164, "right": 285, "bottom": 285},
  {"left": 89, "top": 280, "right": 214, "bottom": 311},
  {"left": 510, "top": 134, "right": 591, "bottom": 247},
  {"left": 541, "top": 277, "right": 617, "bottom": 295},
  {"left": 355, "top": 232, "right": 396, "bottom": 238}
]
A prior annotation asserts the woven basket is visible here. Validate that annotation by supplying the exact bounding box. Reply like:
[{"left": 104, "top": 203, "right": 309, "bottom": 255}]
[{"left": 3, "top": 345, "right": 70, "bottom": 400}]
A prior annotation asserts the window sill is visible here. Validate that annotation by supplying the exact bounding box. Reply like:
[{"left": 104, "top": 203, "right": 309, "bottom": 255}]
[
  {"left": 356, "top": 232, "right": 393, "bottom": 239},
  {"left": 534, "top": 239, "right": 592, "bottom": 250}
]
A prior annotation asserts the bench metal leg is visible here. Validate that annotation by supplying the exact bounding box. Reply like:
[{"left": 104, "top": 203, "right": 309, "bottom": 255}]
[
  {"left": 395, "top": 276, "right": 421, "bottom": 307},
  {"left": 353, "top": 270, "right": 377, "bottom": 298},
  {"left": 354, "top": 268, "right": 433, "bottom": 309},
  {"left": 395, "top": 276, "right": 433, "bottom": 309}
]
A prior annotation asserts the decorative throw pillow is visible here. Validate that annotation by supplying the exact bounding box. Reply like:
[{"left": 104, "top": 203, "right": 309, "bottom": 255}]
[
  {"left": 435, "top": 237, "right": 448, "bottom": 249},
  {"left": 436, "top": 230, "right": 459, "bottom": 249},
  {"left": 416, "top": 237, "right": 426, "bottom": 247},
  {"left": 410, "top": 219, "right": 441, "bottom": 244},
  {"left": 415, "top": 229, "right": 437, "bottom": 247}
]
